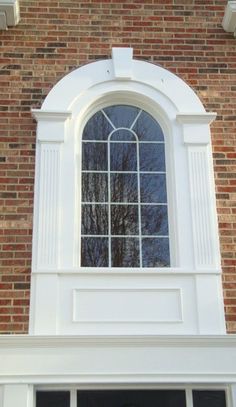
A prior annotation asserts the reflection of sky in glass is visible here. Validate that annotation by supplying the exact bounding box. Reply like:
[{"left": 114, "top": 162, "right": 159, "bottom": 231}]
[
  {"left": 141, "top": 205, "right": 168, "bottom": 236},
  {"left": 104, "top": 105, "right": 140, "bottom": 128},
  {"left": 142, "top": 238, "right": 170, "bottom": 267},
  {"left": 140, "top": 174, "right": 167, "bottom": 203},
  {"left": 81, "top": 105, "right": 170, "bottom": 267},
  {"left": 139, "top": 143, "right": 165, "bottom": 172},
  {"left": 110, "top": 129, "right": 135, "bottom": 141},
  {"left": 83, "top": 111, "right": 113, "bottom": 140},
  {"left": 133, "top": 110, "right": 164, "bottom": 141}
]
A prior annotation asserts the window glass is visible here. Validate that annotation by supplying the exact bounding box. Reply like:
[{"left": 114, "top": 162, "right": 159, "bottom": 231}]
[
  {"left": 36, "top": 391, "right": 70, "bottom": 407},
  {"left": 81, "top": 105, "right": 170, "bottom": 267},
  {"left": 77, "top": 390, "right": 186, "bottom": 407},
  {"left": 193, "top": 390, "right": 226, "bottom": 407}
]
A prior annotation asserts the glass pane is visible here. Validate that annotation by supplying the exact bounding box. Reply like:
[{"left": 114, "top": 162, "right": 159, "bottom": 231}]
[
  {"left": 133, "top": 110, "right": 164, "bottom": 141},
  {"left": 82, "top": 110, "right": 113, "bottom": 140},
  {"left": 82, "top": 173, "right": 108, "bottom": 202},
  {"left": 103, "top": 105, "right": 140, "bottom": 128},
  {"left": 110, "top": 129, "right": 136, "bottom": 141},
  {"left": 110, "top": 142, "right": 137, "bottom": 171},
  {"left": 111, "top": 205, "right": 139, "bottom": 235},
  {"left": 193, "top": 391, "right": 226, "bottom": 407},
  {"left": 141, "top": 205, "right": 168, "bottom": 235},
  {"left": 140, "top": 174, "right": 167, "bottom": 203},
  {"left": 111, "top": 238, "right": 140, "bottom": 267},
  {"left": 82, "top": 142, "right": 107, "bottom": 171},
  {"left": 81, "top": 237, "right": 108, "bottom": 267},
  {"left": 110, "top": 173, "right": 138, "bottom": 202},
  {"left": 81, "top": 204, "right": 108, "bottom": 235},
  {"left": 77, "top": 390, "right": 186, "bottom": 407},
  {"left": 36, "top": 391, "right": 70, "bottom": 407},
  {"left": 142, "top": 238, "right": 170, "bottom": 267},
  {"left": 139, "top": 143, "right": 165, "bottom": 172}
]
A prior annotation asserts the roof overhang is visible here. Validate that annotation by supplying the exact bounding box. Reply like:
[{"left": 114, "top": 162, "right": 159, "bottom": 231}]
[
  {"left": 222, "top": 1, "right": 236, "bottom": 35},
  {"left": 0, "top": 0, "right": 20, "bottom": 30}
]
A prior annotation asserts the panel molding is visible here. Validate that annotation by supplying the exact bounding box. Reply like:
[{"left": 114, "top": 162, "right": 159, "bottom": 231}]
[{"left": 72, "top": 287, "right": 183, "bottom": 323}]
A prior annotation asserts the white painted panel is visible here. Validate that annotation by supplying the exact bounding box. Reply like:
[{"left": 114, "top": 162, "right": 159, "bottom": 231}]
[
  {"left": 31, "top": 274, "right": 59, "bottom": 334},
  {"left": 2, "top": 385, "right": 31, "bottom": 407},
  {"left": 73, "top": 288, "right": 182, "bottom": 323},
  {"left": 58, "top": 273, "right": 198, "bottom": 334},
  {"left": 195, "top": 274, "right": 226, "bottom": 334}
]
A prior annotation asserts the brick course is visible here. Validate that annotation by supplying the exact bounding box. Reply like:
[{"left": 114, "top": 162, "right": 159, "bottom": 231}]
[{"left": 0, "top": 0, "right": 235, "bottom": 333}]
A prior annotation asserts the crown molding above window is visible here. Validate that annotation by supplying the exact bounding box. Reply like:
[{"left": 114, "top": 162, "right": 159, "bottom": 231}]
[
  {"left": 1, "top": 334, "right": 236, "bottom": 384},
  {"left": 0, "top": 0, "right": 20, "bottom": 29},
  {"left": 222, "top": 1, "right": 236, "bottom": 35}
]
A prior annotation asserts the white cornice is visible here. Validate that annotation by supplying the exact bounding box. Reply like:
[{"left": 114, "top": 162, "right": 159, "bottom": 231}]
[
  {"left": 1, "top": 335, "right": 236, "bottom": 384},
  {"left": 176, "top": 112, "right": 217, "bottom": 125},
  {"left": 0, "top": 0, "right": 20, "bottom": 30},
  {"left": 32, "top": 109, "right": 72, "bottom": 122},
  {"left": 222, "top": 1, "right": 236, "bottom": 34}
]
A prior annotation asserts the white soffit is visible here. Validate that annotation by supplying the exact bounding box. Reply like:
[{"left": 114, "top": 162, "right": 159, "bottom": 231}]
[
  {"left": 0, "top": 0, "right": 20, "bottom": 30},
  {"left": 222, "top": 1, "right": 236, "bottom": 34}
]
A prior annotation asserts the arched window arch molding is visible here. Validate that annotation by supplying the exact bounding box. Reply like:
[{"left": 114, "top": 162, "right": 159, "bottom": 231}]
[{"left": 30, "top": 48, "right": 225, "bottom": 335}]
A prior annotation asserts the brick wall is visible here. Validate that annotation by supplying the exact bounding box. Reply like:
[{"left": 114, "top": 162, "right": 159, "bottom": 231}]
[{"left": 0, "top": 0, "right": 235, "bottom": 333}]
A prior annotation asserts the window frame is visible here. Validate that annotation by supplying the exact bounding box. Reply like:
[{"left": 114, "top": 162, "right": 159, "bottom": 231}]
[
  {"left": 80, "top": 104, "right": 171, "bottom": 269},
  {"left": 75, "top": 95, "right": 176, "bottom": 271},
  {"left": 34, "top": 385, "right": 232, "bottom": 407}
]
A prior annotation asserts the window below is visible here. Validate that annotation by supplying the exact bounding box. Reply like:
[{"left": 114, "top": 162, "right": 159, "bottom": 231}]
[
  {"left": 80, "top": 105, "right": 170, "bottom": 268},
  {"left": 36, "top": 389, "right": 227, "bottom": 407}
]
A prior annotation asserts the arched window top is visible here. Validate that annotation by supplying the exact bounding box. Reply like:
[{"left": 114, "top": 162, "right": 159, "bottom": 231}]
[
  {"left": 81, "top": 105, "right": 169, "bottom": 268},
  {"left": 82, "top": 105, "right": 164, "bottom": 143}
]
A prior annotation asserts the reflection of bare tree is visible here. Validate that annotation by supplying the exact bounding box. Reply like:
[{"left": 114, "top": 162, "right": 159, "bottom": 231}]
[
  {"left": 81, "top": 105, "right": 170, "bottom": 267},
  {"left": 111, "top": 205, "right": 138, "bottom": 235},
  {"left": 81, "top": 238, "right": 108, "bottom": 267},
  {"left": 81, "top": 204, "right": 108, "bottom": 235},
  {"left": 111, "top": 173, "right": 138, "bottom": 202},
  {"left": 133, "top": 110, "right": 164, "bottom": 142},
  {"left": 82, "top": 173, "right": 108, "bottom": 202},
  {"left": 111, "top": 238, "right": 139, "bottom": 267},
  {"left": 141, "top": 206, "right": 167, "bottom": 236}
]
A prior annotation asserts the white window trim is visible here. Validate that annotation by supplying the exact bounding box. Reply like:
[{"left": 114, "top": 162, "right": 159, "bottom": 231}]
[
  {"left": 0, "top": 0, "right": 20, "bottom": 29},
  {"left": 222, "top": 1, "right": 236, "bottom": 35},
  {"left": 29, "top": 48, "right": 225, "bottom": 337}
]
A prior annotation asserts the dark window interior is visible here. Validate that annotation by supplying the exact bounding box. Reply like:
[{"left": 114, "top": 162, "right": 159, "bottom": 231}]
[
  {"left": 36, "top": 391, "right": 70, "bottom": 407},
  {"left": 77, "top": 390, "right": 186, "bottom": 407},
  {"left": 193, "top": 390, "right": 226, "bottom": 407}
]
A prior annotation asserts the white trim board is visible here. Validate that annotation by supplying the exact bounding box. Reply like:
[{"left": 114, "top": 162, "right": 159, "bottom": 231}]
[
  {"left": 1, "top": 335, "right": 236, "bottom": 384},
  {"left": 0, "top": 0, "right": 20, "bottom": 29}
]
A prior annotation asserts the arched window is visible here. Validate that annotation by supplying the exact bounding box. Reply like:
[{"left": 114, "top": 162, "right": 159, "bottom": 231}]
[{"left": 81, "top": 105, "right": 170, "bottom": 268}]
